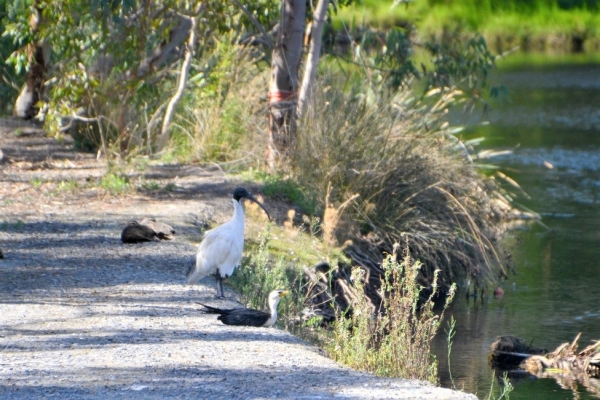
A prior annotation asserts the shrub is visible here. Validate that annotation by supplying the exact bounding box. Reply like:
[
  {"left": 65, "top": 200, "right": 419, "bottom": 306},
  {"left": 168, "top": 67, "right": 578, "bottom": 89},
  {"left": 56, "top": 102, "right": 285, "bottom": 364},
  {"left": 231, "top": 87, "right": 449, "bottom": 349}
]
[
  {"left": 291, "top": 72, "right": 513, "bottom": 302},
  {"left": 326, "top": 244, "right": 456, "bottom": 382}
]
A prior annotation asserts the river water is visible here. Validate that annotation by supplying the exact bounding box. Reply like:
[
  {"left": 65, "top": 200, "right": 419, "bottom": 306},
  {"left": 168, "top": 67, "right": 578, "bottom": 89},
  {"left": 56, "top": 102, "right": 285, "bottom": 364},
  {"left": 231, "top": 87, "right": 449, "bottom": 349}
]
[{"left": 431, "top": 56, "right": 600, "bottom": 399}]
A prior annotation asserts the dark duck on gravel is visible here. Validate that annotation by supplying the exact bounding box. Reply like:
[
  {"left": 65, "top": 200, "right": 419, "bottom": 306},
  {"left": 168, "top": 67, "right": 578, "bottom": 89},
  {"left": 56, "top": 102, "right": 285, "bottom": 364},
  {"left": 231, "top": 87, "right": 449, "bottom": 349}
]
[
  {"left": 186, "top": 187, "right": 270, "bottom": 298},
  {"left": 140, "top": 217, "right": 175, "bottom": 240},
  {"left": 199, "top": 290, "right": 289, "bottom": 327},
  {"left": 121, "top": 218, "right": 176, "bottom": 243},
  {"left": 121, "top": 221, "right": 158, "bottom": 243}
]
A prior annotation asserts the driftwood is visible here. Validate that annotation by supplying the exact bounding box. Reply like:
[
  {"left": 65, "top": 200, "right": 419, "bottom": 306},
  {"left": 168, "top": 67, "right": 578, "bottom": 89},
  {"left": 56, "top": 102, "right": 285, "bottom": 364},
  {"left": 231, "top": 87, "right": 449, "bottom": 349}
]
[
  {"left": 490, "top": 334, "right": 600, "bottom": 396},
  {"left": 520, "top": 334, "right": 600, "bottom": 378}
]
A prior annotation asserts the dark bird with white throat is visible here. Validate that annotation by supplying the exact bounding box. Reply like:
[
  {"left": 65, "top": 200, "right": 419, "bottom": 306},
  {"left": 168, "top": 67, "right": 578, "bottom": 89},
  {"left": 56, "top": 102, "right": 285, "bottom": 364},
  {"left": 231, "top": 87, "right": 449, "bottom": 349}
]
[
  {"left": 186, "top": 187, "right": 270, "bottom": 298},
  {"left": 199, "top": 290, "right": 289, "bottom": 327}
]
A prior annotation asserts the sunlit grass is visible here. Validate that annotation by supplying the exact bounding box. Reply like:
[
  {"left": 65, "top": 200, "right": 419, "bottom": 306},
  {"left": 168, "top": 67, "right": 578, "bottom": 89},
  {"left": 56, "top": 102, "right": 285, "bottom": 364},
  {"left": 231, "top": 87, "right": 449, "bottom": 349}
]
[
  {"left": 334, "top": 0, "right": 600, "bottom": 50},
  {"left": 496, "top": 51, "right": 600, "bottom": 70},
  {"left": 57, "top": 179, "right": 79, "bottom": 193},
  {"left": 100, "top": 173, "right": 130, "bottom": 195},
  {"left": 29, "top": 177, "right": 44, "bottom": 188}
]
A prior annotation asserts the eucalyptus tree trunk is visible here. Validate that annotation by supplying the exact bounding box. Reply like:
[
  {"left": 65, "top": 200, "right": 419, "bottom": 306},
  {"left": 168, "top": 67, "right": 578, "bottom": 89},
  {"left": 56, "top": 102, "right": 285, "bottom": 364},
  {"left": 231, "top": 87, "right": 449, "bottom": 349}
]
[
  {"left": 267, "top": 0, "right": 306, "bottom": 171},
  {"left": 297, "top": 0, "right": 329, "bottom": 119}
]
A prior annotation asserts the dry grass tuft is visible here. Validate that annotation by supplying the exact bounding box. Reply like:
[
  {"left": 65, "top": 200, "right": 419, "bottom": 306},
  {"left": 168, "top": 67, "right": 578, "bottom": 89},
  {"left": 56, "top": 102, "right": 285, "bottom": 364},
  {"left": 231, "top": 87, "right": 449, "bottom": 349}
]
[{"left": 292, "top": 76, "right": 514, "bottom": 306}]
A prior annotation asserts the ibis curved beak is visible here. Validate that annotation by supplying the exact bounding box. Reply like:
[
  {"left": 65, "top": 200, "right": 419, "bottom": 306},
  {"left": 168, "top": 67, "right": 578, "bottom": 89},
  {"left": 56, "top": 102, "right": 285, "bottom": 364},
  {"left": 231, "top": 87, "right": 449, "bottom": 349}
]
[{"left": 244, "top": 193, "right": 271, "bottom": 221}]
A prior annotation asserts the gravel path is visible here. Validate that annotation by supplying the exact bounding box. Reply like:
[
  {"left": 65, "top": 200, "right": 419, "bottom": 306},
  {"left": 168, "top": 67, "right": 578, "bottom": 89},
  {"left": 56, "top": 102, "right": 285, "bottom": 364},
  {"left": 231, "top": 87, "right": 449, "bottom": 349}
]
[{"left": 0, "top": 119, "right": 477, "bottom": 399}]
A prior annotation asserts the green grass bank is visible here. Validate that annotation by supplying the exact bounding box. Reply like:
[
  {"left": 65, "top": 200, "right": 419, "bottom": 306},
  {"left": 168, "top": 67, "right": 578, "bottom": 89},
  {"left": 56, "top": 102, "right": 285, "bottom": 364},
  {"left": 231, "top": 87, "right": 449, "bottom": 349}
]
[{"left": 335, "top": 0, "right": 600, "bottom": 53}]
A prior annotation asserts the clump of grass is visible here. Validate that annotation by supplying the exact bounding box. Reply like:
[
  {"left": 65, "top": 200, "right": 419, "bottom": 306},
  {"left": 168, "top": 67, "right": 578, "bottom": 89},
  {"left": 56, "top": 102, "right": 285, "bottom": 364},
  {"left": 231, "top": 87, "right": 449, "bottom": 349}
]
[
  {"left": 326, "top": 244, "right": 456, "bottom": 383},
  {"left": 133, "top": 157, "right": 149, "bottom": 172},
  {"left": 137, "top": 178, "right": 176, "bottom": 193},
  {"left": 163, "top": 182, "right": 177, "bottom": 192},
  {"left": 30, "top": 178, "right": 44, "bottom": 188},
  {"left": 100, "top": 173, "right": 130, "bottom": 195},
  {"left": 57, "top": 179, "right": 79, "bottom": 193},
  {"left": 1, "top": 219, "right": 25, "bottom": 230},
  {"left": 140, "top": 180, "right": 161, "bottom": 191},
  {"left": 292, "top": 76, "right": 513, "bottom": 297},
  {"left": 261, "top": 174, "right": 318, "bottom": 216}
]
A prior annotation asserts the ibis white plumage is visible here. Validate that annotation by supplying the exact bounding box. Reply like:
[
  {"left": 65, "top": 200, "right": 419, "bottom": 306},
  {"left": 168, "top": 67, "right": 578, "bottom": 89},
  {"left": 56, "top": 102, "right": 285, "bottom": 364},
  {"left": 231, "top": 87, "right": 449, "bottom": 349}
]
[
  {"left": 186, "top": 187, "right": 270, "bottom": 297},
  {"left": 199, "top": 290, "right": 289, "bottom": 327}
]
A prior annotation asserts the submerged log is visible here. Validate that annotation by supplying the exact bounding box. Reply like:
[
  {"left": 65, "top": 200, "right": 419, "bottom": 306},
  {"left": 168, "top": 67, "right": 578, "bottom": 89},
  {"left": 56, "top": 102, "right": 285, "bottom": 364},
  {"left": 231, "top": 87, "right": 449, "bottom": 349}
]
[{"left": 489, "top": 335, "right": 547, "bottom": 368}]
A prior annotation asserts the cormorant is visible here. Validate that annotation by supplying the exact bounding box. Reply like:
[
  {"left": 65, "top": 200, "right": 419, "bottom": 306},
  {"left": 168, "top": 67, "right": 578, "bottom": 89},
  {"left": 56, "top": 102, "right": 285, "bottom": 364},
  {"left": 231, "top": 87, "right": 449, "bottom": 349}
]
[{"left": 200, "top": 290, "right": 289, "bottom": 327}]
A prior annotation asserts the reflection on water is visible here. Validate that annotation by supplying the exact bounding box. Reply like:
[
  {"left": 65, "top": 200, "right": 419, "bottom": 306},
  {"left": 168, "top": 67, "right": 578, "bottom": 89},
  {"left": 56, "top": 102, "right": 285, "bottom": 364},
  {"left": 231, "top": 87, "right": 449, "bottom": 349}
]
[{"left": 433, "top": 56, "right": 600, "bottom": 399}]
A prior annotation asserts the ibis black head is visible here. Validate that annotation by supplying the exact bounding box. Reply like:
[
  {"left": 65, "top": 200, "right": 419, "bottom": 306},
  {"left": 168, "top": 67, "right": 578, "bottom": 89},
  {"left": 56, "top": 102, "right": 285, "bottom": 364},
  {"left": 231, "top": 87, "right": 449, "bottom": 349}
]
[{"left": 232, "top": 187, "right": 270, "bottom": 220}]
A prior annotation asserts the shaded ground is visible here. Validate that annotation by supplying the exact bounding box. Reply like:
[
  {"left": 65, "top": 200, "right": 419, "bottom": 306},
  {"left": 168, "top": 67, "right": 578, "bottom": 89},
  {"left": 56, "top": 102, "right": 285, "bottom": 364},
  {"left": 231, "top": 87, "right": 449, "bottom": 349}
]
[{"left": 0, "top": 118, "right": 476, "bottom": 399}]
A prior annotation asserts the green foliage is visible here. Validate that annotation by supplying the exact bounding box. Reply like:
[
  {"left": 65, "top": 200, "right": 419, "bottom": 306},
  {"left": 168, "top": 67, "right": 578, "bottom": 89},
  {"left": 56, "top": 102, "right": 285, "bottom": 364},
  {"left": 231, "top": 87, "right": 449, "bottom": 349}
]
[
  {"left": 2, "top": 0, "right": 34, "bottom": 74},
  {"left": 346, "top": 21, "right": 497, "bottom": 101},
  {"left": 136, "top": 176, "right": 177, "bottom": 193},
  {"left": 57, "top": 179, "right": 78, "bottom": 193},
  {"left": 2, "top": 0, "right": 267, "bottom": 156},
  {"left": 336, "top": 0, "right": 600, "bottom": 52},
  {"left": 168, "top": 37, "right": 266, "bottom": 164},
  {"left": 1, "top": 219, "right": 25, "bottom": 230},
  {"left": 424, "top": 32, "right": 496, "bottom": 92},
  {"left": 326, "top": 246, "right": 456, "bottom": 382},
  {"left": 240, "top": 0, "right": 279, "bottom": 28},
  {"left": 29, "top": 177, "right": 43, "bottom": 188},
  {"left": 139, "top": 180, "right": 160, "bottom": 191},
  {"left": 0, "top": 0, "right": 25, "bottom": 113},
  {"left": 261, "top": 174, "right": 317, "bottom": 216},
  {"left": 485, "top": 372, "right": 514, "bottom": 400},
  {"left": 100, "top": 172, "right": 129, "bottom": 195},
  {"left": 230, "top": 226, "right": 307, "bottom": 329}
]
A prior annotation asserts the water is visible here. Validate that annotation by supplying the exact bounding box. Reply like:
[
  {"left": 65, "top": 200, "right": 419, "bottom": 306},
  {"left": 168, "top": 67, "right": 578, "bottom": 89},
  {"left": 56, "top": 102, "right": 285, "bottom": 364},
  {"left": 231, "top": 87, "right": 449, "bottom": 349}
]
[{"left": 432, "top": 57, "right": 600, "bottom": 399}]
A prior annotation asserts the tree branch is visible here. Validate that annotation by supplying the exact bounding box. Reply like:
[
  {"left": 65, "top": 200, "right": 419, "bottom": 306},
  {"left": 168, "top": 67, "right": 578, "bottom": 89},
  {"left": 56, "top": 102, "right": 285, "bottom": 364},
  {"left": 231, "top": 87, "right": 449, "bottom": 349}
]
[
  {"left": 157, "top": 7, "right": 202, "bottom": 151},
  {"left": 297, "top": 0, "right": 329, "bottom": 118},
  {"left": 232, "top": 0, "right": 273, "bottom": 49}
]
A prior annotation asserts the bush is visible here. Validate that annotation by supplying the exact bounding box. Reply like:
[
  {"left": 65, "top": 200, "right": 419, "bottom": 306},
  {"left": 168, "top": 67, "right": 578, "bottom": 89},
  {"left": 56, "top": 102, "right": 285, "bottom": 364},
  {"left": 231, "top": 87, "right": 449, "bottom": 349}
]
[
  {"left": 290, "top": 73, "right": 513, "bottom": 300},
  {"left": 326, "top": 244, "right": 456, "bottom": 382}
]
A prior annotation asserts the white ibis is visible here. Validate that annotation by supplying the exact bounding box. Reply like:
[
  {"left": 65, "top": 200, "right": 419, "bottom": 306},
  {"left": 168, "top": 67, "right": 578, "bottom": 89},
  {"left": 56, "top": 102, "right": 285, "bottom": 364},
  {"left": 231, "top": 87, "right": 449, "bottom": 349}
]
[
  {"left": 199, "top": 290, "right": 289, "bottom": 327},
  {"left": 186, "top": 187, "right": 270, "bottom": 297}
]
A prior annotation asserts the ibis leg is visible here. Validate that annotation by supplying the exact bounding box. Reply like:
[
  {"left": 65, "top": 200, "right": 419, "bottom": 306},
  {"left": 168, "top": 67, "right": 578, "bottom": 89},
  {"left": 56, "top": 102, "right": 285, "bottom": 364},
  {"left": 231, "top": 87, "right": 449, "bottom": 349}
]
[
  {"left": 215, "top": 273, "right": 225, "bottom": 298},
  {"left": 218, "top": 278, "right": 225, "bottom": 298}
]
